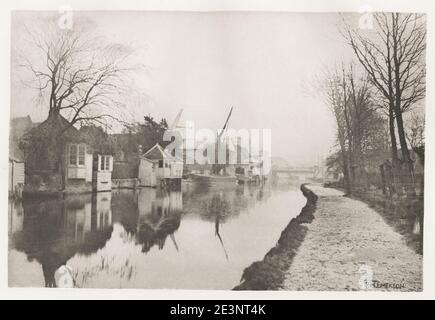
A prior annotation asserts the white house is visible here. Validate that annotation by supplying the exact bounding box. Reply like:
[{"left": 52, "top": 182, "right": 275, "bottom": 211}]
[
  {"left": 9, "top": 157, "right": 25, "bottom": 198},
  {"left": 66, "top": 142, "right": 93, "bottom": 183},
  {"left": 142, "top": 143, "right": 183, "bottom": 187},
  {"left": 66, "top": 142, "right": 113, "bottom": 192}
]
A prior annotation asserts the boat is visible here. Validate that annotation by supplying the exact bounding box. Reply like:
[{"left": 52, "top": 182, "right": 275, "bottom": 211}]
[
  {"left": 190, "top": 173, "right": 237, "bottom": 185},
  {"left": 190, "top": 107, "right": 238, "bottom": 186}
]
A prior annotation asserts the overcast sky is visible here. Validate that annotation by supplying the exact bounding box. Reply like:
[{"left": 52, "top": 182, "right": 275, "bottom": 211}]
[{"left": 11, "top": 11, "right": 363, "bottom": 165}]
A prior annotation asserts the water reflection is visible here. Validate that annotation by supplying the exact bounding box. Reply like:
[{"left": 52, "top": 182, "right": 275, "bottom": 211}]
[
  {"left": 137, "top": 189, "right": 182, "bottom": 253},
  {"left": 9, "top": 182, "right": 305, "bottom": 289},
  {"left": 10, "top": 193, "right": 113, "bottom": 287},
  {"left": 8, "top": 200, "right": 23, "bottom": 236}
]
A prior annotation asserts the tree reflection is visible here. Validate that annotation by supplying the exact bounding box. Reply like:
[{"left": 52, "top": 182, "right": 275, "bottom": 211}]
[
  {"left": 136, "top": 189, "right": 182, "bottom": 253},
  {"left": 9, "top": 182, "right": 280, "bottom": 287},
  {"left": 111, "top": 188, "right": 183, "bottom": 254},
  {"left": 11, "top": 193, "right": 113, "bottom": 287}
]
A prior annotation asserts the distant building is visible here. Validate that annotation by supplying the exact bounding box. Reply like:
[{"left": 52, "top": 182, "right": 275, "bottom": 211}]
[
  {"left": 8, "top": 116, "right": 39, "bottom": 197},
  {"left": 142, "top": 143, "right": 183, "bottom": 187}
]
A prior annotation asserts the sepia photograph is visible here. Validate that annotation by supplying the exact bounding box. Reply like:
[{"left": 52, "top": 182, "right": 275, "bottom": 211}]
[{"left": 2, "top": 0, "right": 434, "bottom": 303}]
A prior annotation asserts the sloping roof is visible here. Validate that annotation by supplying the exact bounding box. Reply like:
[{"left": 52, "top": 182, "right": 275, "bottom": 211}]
[
  {"left": 143, "top": 143, "right": 182, "bottom": 162},
  {"left": 21, "top": 114, "right": 87, "bottom": 146},
  {"left": 139, "top": 156, "right": 154, "bottom": 164},
  {"left": 144, "top": 143, "right": 166, "bottom": 160},
  {"left": 9, "top": 155, "right": 24, "bottom": 162}
]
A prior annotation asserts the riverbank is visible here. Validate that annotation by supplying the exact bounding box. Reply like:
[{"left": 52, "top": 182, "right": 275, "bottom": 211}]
[
  {"left": 234, "top": 184, "right": 318, "bottom": 290},
  {"left": 235, "top": 184, "right": 422, "bottom": 291}
]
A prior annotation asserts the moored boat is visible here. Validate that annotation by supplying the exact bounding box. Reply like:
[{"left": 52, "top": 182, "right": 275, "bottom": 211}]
[{"left": 190, "top": 173, "right": 237, "bottom": 185}]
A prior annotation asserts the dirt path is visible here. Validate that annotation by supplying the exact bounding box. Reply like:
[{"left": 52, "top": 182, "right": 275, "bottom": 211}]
[{"left": 283, "top": 185, "right": 422, "bottom": 291}]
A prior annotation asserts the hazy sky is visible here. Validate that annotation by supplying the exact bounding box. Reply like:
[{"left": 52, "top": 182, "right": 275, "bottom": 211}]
[{"left": 11, "top": 11, "right": 360, "bottom": 165}]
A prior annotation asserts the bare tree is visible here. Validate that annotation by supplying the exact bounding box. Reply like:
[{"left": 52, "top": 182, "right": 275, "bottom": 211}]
[
  {"left": 322, "top": 64, "right": 384, "bottom": 194},
  {"left": 323, "top": 65, "right": 353, "bottom": 194},
  {"left": 343, "top": 13, "right": 426, "bottom": 185},
  {"left": 406, "top": 111, "right": 425, "bottom": 164},
  {"left": 407, "top": 111, "right": 425, "bottom": 149},
  {"left": 17, "top": 17, "right": 133, "bottom": 130},
  {"left": 15, "top": 16, "right": 137, "bottom": 189}
]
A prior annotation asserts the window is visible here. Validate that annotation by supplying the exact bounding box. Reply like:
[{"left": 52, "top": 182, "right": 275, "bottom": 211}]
[
  {"left": 69, "top": 145, "right": 77, "bottom": 165},
  {"left": 100, "top": 156, "right": 111, "bottom": 171},
  {"left": 78, "top": 145, "right": 85, "bottom": 165},
  {"left": 105, "top": 156, "right": 110, "bottom": 171},
  {"left": 69, "top": 144, "right": 86, "bottom": 166},
  {"left": 158, "top": 160, "right": 164, "bottom": 168}
]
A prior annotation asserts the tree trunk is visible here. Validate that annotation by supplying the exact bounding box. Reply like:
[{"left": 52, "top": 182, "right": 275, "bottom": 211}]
[
  {"left": 56, "top": 139, "right": 66, "bottom": 191},
  {"left": 337, "top": 128, "right": 352, "bottom": 195},
  {"left": 395, "top": 109, "right": 411, "bottom": 163},
  {"left": 388, "top": 103, "right": 403, "bottom": 195},
  {"left": 388, "top": 103, "right": 399, "bottom": 162},
  {"left": 341, "top": 151, "right": 352, "bottom": 195},
  {"left": 395, "top": 109, "right": 416, "bottom": 196}
]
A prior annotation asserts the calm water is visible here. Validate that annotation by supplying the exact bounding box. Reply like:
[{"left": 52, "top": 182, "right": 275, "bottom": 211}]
[{"left": 8, "top": 182, "right": 305, "bottom": 289}]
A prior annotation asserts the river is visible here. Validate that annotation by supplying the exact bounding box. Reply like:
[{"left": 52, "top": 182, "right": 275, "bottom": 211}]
[{"left": 8, "top": 182, "right": 306, "bottom": 289}]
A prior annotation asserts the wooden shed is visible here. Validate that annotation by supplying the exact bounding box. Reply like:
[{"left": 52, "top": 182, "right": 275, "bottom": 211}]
[
  {"left": 9, "top": 158, "right": 25, "bottom": 198},
  {"left": 143, "top": 143, "right": 183, "bottom": 187},
  {"left": 138, "top": 157, "right": 156, "bottom": 187}
]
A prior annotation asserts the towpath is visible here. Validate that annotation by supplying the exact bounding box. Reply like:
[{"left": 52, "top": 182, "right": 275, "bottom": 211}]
[{"left": 283, "top": 185, "right": 422, "bottom": 291}]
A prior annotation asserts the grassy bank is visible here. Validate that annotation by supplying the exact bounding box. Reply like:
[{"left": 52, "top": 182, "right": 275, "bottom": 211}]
[{"left": 234, "top": 184, "right": 318, "bottom": 290}]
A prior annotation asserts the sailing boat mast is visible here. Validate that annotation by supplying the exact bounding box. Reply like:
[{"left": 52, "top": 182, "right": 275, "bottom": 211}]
[
  {"left": 213, "top": 107, "right": 234, "bottom": 175},
  {"left": 170, "top": 109, "right": 184, "bottom": 129},
  {"left": 218, "top": 106, "right": 233, "bottom": 142}
]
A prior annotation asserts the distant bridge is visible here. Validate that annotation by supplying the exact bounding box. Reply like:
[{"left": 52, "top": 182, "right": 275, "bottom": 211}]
[{"left": 272, "top": 166, "right": 324, "bottom": 182}]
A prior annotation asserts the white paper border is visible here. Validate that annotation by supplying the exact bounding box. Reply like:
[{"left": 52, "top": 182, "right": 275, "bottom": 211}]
[{"left": 0, "top": 0, "right": 434, "bottom": 300}]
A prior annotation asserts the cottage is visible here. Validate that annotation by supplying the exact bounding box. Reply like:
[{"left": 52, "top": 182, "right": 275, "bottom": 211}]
[
  {"left": 20, "top": 115, "right": 113, "bottom": 194},
  {"left": 65, "top": 143, "right": 114, "bottom": 192},
  {"left": 9, "top": 157, "right": 25, "bottom": 198},
  {"left": 142, "top": 143, "right": 183, "bottom": 188}
]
